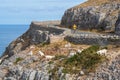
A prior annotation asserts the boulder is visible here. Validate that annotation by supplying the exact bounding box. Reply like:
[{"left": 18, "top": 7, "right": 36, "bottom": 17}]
[
  {"left": 64, "top": 43, "right": 71, "bottom": 48},
  {"left": 80, "top": 71, "right": 85, "bottom": 75},
  {"left": 29, "top": 70, "right": 36, "bottom": 80},
  {"left": 38, "top": 51, "right": 44, "bottom": 56},
  {"left": 77, "top": 49, "right": 83, "bottom": 53},
  {"left": 2, "top": 29, "right": 50, "bottom": 57},
  {"left": 28, "top": 51, "right": 33, "bottom": 56},
  {"left": 68, "top": 51, "right": 76, "bottom": 57},
  {"left": 45, "top": 55, "right": 55, "bottom": 59}
]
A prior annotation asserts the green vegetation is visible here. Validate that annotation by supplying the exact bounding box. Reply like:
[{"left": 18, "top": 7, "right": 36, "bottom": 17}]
[
  {"left": 50, "top": 45, "right": 107, "bottom": 76},
  {"left": 37, "top": 42, "right": 50, "bottom": 47},
  {"left": 42, "top": 42, "right": 50, "bottom": 46},
  {"left": 48, "top": 61, "right": 54, "bottom": 64},
  {"left": 53, "top": 55, "right": 67, "bottom": 60},
  {"left": 64, "top": 45, "right": 106, "bottom": 73},
  {"left": 14, "top": 57, "right": 24, "bottom": 64},
  {"left": 49, "top": 66, "right": 60, "bottom": 80}
]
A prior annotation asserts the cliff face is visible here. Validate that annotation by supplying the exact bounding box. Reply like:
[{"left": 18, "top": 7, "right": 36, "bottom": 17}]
[
  {"left": 0, "top": 1, "right": 120, "bottom": 80},
  {"left": 3, "top": 24, "right": 49, "bottom": 57},
  {"left": 2, "top": 21, "right": 62, "bottom": 57},
  {"left": 0, "top": 21, "right": 120, "bottom": 80},
  {"left": 61, "top": 0, "right": 120, "bottom": 32}
]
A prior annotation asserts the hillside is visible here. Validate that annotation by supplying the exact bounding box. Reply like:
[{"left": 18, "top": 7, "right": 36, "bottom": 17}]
[
  {"left": 61, "top": 0, "right": 120, "bottom": 34},
  {"left": 0, "top": 21, "right": 119, "bottom": 80},
  {"left": 73, "top": 0, "right": 120, "bottom": 9},
  {"left": 0, "top": 0, "right": 120, "bottom": 80}
]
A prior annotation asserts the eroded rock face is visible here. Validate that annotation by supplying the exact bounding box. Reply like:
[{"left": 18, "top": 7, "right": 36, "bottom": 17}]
[
  {"left": 3, "top": 24, "right": 50, "bottom": 57},
  {"left": 115, "top": 14, "right": 120, "bottom": 34},
  {"left": 61, "top": 1, "right": 120, "bottom": 32},
  {"left": 27, "top": 30, "right": 50, "bottom": 44},
  {"left": 3, "top": 40, "right": 23, "bottom": 57},
  {"left": 0, "top": 51, "right": 119, "bottom": 80}
]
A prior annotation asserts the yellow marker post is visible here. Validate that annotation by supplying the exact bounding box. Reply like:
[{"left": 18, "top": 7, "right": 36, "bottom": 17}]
[
  {"left": 72, "top": 24, "right": 77, "bottom": 33},
  {"left": 73, "top": 24, "right": 77, "bottom": 30}
]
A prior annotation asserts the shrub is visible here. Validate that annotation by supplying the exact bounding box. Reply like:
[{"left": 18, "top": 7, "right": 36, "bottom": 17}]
[
  {"left": 53, "top": 55, "right": 67, "bottom": 60},
  {"left": 64, "top": 45, "right": 106, "bottom": 73},
  {"left": 48, "top": 61, "right": 54, "bottom": 64},
  {"left": 37, "top": 42, "right": 50, "bottom": 47},
  {"left": 50, "top": 45, "right": 107, "bottom": 75},
  {"left": 14, "top": 57, "right": 24, "bottom": 64}
]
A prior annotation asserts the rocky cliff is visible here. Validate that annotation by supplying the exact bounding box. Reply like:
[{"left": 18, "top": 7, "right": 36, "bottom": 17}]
[
  {"left": 0, "top": 21, "right": 119, "bottom": 80},
  {"left": 0, "top": 0, "right": 120, "bottom": 80},
  {"left": 61, "top": 0, "right": 120, "bottom": 33},
  {"left": 2, "top": 21, "right": 69, "bottom": 57}
]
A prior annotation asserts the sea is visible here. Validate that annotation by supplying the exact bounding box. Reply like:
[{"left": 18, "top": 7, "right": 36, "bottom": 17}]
[{"left": 0, "top": 25, "right": 29, "bottom": 56}]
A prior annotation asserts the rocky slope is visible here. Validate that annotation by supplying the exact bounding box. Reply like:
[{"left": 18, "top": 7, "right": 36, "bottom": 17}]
[
  {"left": 0, "top": 0, "right": 120, "bottom": 80},
  {"left": 0, "top": 49, "right": 120, "bottom": 80},
  {"left": 61, "top": 0, "right": 120, "bottom": 33},
  {"left": 2, "top": 21, "right": 65, "bottom": 57},
  {"left": 0, "top": 21, "right": 119, "bottom": 80}
]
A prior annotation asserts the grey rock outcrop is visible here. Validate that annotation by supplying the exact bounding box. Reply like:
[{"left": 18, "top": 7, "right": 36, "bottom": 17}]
[
  {"left": 4, "top": 42, "right": 23, "bottom": 57},
  {"left": 3, "top": 29, "right": 50, "bottom": 57},
  {"left": 0, "top": 53, "right": 119, "bottom": 80},
  {"left": 61, "top": 0, "right": 120, "bottom": 32},
  {"left": 115, "top": 14, "right": 120, "bottom": 34},
  {"left": 27, "top": 30, "right": 50, "bottom": 44}
]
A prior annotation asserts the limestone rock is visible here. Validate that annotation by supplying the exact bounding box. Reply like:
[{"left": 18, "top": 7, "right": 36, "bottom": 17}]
[
  {"left": 38, "top": 51, "right": 44, "bottom": 56},
  {"left": 28, "top": 30, "right": 50, "bottom": 44},
  {"left": 61, "top": 0, "right": 120, "bottom": 33},
  {"left": 80, "top": 71, "right": 85, "bottom": 75},
  {"left": 28, "top": 51, "right": 33, "bottom": 56},
  {"left": 4, "top": 42, "right": 23, "bottom": 57},
  {"left": 29, "top": 70, "right": 36, "bottom": 80},
  {"left": 115, "top": 14, "right": 120, "bottom": 34},
  {"left": 68, "top": 51, "right": 76, "bottom": 57}
]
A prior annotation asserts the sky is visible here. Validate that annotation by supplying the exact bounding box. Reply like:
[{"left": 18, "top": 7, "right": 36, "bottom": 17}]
[{"left": 0, "top": 0, "right": 86, "bottom": 24}]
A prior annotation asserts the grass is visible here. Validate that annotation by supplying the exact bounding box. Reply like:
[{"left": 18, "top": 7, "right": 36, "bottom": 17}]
[
  {"left": 33, "top": 40, "right": 73, "bottom": 55},
  {"left": 41, "top": 42, "right": 50, "bottom": 46},
  {"left": 48, "top": 61, "right": 54, "bottom": 64},
  {"left": 32, "top": 42, "right": 50, "bottom": 54},
  {"left": 53, "top": 55, "right": 67, "bottom": 60},
  {"left": 14, "top": 57, "right": 24, "bottom": 64},
  {"left": 72, "top": 0, "right": 120, "bottom": 9}
]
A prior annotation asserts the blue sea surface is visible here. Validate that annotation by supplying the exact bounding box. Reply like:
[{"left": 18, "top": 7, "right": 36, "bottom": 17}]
[{"left": 0, "top": 25, "right": 29, "bottom": 56}]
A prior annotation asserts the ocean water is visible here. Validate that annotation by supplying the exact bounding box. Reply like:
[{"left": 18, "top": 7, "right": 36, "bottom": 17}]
[{"left": 0, "top": 25, "right": 29, "bottom": 56}]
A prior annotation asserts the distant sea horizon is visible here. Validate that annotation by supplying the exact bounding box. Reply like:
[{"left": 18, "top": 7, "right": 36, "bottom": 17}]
[{"left": 0, "top": 25, "right": 29, "bottom": 56}]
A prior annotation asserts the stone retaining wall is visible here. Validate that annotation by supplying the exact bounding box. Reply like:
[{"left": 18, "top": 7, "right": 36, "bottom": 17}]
[{"left": 65, "top": 34, "right": 120, "bottom": 45}]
